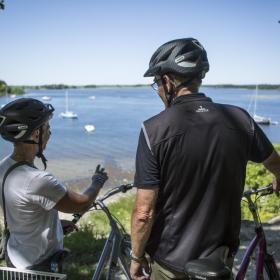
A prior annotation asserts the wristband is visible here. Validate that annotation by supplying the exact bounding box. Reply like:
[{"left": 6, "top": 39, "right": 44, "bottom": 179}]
[{"left": 130, "top": 251, "right": 145, "bottom": 263}]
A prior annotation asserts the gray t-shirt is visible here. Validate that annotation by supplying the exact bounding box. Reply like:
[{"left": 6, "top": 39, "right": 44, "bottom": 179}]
[{"left": 0, "top": 155, "right": 67, "bottom": 269}]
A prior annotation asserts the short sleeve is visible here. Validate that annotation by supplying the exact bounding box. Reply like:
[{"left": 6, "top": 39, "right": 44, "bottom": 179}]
[
  {"left": 27, "top": 173, "right": 67, "bottom": 210},
  {"left": 134, "top": 128, "right": 160, "bottom": 188},
  {"left": 248, "top": 121, "right": 274, "bottom": 163}
]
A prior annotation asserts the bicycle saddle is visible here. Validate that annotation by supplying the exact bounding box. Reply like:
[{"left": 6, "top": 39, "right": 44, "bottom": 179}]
[{"left": 184, "top": 246, "right": 232, "bottom": 279}]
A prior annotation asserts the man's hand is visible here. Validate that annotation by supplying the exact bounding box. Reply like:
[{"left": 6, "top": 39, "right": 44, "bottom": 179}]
[
  {"left": 272, "top": 178, "right": 280, "bottom": 196},
  {"left": 130, "top": 258, "right": 150, "bottom": 280},
  {"left": 61, "top": 219, "right": 79, "bottom": 235},
  {"left": 92, "top": 164, "right": 108, "bottom": 188},
  {"left": 263, "top": 150, "right": 280, "bottom": 197}
]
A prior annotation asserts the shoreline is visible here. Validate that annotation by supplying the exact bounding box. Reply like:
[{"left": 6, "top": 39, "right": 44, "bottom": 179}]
[{"left": 2, "top": 84, "right": 280, "bottom": 91}]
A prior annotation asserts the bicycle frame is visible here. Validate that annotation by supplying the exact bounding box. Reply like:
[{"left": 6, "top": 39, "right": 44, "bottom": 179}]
[
  {"left": 236, "top": 186, "right": 280, "bottom": 280},
  {"left": 236, "top": 228, "right": 278, "bottom": 279},
  {"left": 91, "top": 199, "right": 131, "bottom": 280},
  {"left": 72, "top": 184, "right": 133, "bottom": 279}
]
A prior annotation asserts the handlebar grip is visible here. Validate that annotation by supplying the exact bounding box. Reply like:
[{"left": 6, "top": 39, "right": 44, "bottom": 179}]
[
  {"left": 243, "top": 183, "right": 273, "bottom": 197},
  {"left": 259, "top": 183, "right": 274, "bottom": 196},
  {"left": 120, "top": 183, "right": 134, "bottom": 193}
]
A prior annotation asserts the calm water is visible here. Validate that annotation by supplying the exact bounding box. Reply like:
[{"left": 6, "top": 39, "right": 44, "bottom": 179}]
[{"left": 0, "top": 87, "right": 280, "bottom": 178}]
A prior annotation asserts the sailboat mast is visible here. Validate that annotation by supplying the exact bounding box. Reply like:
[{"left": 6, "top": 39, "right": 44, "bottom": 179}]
[{"left": 66, "top": 90, "right": 69, "bottom": 112}]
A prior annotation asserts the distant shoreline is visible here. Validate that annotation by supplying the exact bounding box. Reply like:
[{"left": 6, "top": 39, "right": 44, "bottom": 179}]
[
  {"left": 1, "top": 83, "right": 280, "bottom": 96},
  {"left": 204, "top": 84, "right": 280, "bottom": 90},
  {"left": 7, "top": 84, "right": 280, "bottom": 90}
]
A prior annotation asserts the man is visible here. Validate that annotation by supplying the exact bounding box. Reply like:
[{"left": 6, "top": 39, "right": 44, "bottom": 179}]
[
  {"left": 0, "top": 98, "right": 108, "bottom": 271},
  {"left": 130, "top": 38, "right": 280, "bottom": 280}
]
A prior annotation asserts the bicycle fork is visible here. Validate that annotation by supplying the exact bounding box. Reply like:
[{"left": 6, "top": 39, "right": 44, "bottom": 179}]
[{"left": 92, "top": 231, "right": 132, "bottom": 280}]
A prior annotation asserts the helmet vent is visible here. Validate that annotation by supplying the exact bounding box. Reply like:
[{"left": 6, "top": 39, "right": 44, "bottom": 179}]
[
  {"left": 29, "top": 115, "right": 40, "bottom": 120},
  {"left": 160, "top": 46, "right": 176, "bottom": 63},
  {"left": 15, "top": 103, "right": 28, "bottom": 110}
]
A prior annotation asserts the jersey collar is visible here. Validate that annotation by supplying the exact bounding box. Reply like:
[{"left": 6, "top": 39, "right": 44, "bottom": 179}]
[{"left": 171, "top": 93, "right": 212, "bottom": 106}]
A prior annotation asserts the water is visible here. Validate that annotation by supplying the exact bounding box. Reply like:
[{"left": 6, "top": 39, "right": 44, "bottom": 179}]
[{"left": 0, "top": 87, "right": 280, "bottom": 179}]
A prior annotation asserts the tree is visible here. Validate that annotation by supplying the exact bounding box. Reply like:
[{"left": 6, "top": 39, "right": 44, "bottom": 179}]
[
  {"left": 0, "top": 0, "right": 5, "bottom": 10},
  {"left": 0, "top": 80, "right": 7, "bottom": 94}
]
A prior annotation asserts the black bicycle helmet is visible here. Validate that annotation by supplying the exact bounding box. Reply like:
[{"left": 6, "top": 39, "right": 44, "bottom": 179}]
[
  {"left": 0, "top": 98, "right": 54, "bottom": 169},
  {"left": 144, "top": 38, "right": 209, "bottom": 79},
  {"left": 0, "top": 98, "right": 54, "bottom": 142}
]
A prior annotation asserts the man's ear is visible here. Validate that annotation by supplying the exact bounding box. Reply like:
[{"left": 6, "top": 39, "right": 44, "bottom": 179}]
[
  {"left": 31, "top": 129, "right": 40, "bottom": 140},
  {"left": 162, "top": 74, "right": 175, "bottom": 91},
  {"left": 162, "top": 75, "right": 168, "bottom": 84}
]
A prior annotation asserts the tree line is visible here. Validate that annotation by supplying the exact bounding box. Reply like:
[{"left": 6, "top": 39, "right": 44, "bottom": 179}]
[{"left": 0, "top": 80, "right": 25, "bottom": 96}]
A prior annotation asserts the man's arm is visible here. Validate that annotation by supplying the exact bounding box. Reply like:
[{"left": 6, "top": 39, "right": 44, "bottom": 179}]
[
  {"left": 130, "top": 128, "right": 160, "bottom": 279},
  {"left": 55, "top": 165, "right": 108, "bottom": 213},
  {"left": 130, "top": 188, "right": 158, "bottom": 280},
  {"left": 131, "top": 188, "right": 159, "bottom": 258},
  {"left": 263, "top": 150, "right": 280, "bottom": 193}
]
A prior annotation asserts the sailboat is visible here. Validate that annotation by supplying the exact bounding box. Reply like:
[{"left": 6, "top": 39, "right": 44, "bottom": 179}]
[
  {"left": 59, "top": 91, "right": 78, "bottom": 119},
  {"left": 252, "top": 85, "right": 271, "bottom": 125}
]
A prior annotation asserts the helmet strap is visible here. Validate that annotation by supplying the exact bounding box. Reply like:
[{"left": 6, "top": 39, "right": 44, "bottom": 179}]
[
  {"left": 22, "top": 127, "right": 47, "bottom": 169},
  {"left": 174, "top": 75, "right": 197, "bottom": 92},
  {"left": 36, "top": 126, "right": 47, "bottom": 170},
  {"left": 162, "top": 78, "right": 174, "bottom": 107}
]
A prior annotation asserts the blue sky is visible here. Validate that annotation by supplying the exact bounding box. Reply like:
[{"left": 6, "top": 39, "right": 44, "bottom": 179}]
[{"left": 0, "top": 0, "right": 279, "bottom": 85}]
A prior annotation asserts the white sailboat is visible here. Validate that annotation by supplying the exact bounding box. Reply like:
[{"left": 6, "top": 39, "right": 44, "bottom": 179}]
[
  {"left": 59, "top": 91, "right": 78, "bottom": 119},
  {"left": 252, "top": 85, "right": 271, "bottom": 125}
]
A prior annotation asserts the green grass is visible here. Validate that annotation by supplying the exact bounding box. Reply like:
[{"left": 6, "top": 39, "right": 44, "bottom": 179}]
[{"left": 242, "top": 146, "right": 280, "bottom": 221}]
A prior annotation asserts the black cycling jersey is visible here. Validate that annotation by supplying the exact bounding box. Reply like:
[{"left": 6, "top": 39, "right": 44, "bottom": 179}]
[{"left": 134, "top": 93, "right": 273, "bottom": 272}]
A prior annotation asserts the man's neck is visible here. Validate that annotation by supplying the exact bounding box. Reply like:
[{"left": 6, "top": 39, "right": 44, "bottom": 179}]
[
  {"left": 11, "top": 145, "right": 36, "bottom": 164},
  {"left": 176, "top": 87, "right": 199, "bottom": 98}
]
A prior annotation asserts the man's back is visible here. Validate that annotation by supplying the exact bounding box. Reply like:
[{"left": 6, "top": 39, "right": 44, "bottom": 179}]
[{"left": 135, "top": 93, "right": 273, "bottom": 272}]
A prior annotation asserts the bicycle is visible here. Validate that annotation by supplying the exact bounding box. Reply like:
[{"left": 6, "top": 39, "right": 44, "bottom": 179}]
[
  {"left": 184, "top": 183, "right": 280, "bottom": 280},
  {"left": 72, "top": 183, "right": 133, "bottom": 280}
]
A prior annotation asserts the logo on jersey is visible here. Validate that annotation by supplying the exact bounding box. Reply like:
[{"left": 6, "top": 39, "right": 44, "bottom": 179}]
[{"left": 195, "top": 105, "right": 209, "bottom": 113}]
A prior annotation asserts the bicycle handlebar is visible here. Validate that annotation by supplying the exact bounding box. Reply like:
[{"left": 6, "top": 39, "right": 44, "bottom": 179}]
[
  {"left": 100, "top": 183, "right": 134, "bottom": 202},
  {"left": 243, "top": 183, "right": 273, "bottom": 198},
  {"left": 71, "top": 183, "right": 134, "bottom": 224}
]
